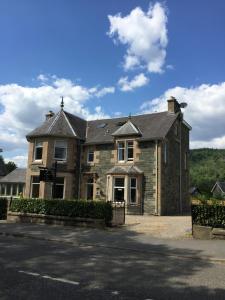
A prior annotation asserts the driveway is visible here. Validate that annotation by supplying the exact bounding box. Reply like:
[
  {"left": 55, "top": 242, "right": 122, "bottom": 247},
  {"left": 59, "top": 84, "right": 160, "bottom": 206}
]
[{"left": 124, "top": 215, "right": 192, "bottom": 239}]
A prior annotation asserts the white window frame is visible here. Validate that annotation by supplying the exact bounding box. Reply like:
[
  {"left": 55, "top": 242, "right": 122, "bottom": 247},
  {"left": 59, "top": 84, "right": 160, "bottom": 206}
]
[
  {"left": 117, "top": 140, "right": 134, "bottom": 162},
  {"left": 86, "top": 177, "right": 94, "bottom": 200},
  {"left": 54, "top": 140, "right": 67, "bottom": 161},
  {"left": 87, "top": 149, "right": 94, "bottom": 163},
  {"left": 113, "top": 176, "right": 125, "bottom": 202},
  {"left": 31, "top": 176, "right": 40, "bottom": 198},
  {"left": 34, "top": 140, "right": 43, "bottom": 161},
  {"left": 126, "top": 141, "right": 134, "bottom": 161},
  {"left": 117, "top": 141, "right": 125, "bottom": 162},
  {"left": 129, "top": 177, "right": 137, "bottom": 205}
]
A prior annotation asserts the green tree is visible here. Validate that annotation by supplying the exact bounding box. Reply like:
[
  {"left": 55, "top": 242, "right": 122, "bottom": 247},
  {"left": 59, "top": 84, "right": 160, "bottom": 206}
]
[{"left": 5, "top": 161, "right": 17, "bottom": 174}]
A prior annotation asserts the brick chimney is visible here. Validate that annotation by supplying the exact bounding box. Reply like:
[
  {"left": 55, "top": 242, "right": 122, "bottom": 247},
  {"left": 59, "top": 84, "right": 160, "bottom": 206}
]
[
  {"left": 167, "top": 96, "right": 181, "bottom": 114},
  {"left": 45, "top": 110, "right": 55, "bottom": 120}
]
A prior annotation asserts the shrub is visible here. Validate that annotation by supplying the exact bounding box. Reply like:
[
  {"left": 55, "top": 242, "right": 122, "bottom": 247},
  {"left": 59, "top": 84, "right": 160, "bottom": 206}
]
[
  {"left": 10, "top": 199, "right": 112, "bottom": 224},
  {"left": 192, "top": 203, "right": 225, "bottom": 228},
  {"left": 0, "top": 198, "right": 8, "bottom": 220}
]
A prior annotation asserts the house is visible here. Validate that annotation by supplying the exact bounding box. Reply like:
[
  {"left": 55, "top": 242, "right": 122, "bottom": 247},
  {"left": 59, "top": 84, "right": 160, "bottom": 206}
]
[
  {"left": 0, "top": 168, "right": 26, "bottom": 198},
  {"left": 24, "top": 96, "right": 191, "bottom": 215},
  {"left": 211, "top": 181, "right": 225, "bottom": 198}
]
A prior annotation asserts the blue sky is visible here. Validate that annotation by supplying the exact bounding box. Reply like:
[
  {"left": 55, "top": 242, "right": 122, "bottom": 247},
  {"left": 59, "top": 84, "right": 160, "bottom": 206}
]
[{"left": 0, "top": 0, "right": 225, "bottom": 166}]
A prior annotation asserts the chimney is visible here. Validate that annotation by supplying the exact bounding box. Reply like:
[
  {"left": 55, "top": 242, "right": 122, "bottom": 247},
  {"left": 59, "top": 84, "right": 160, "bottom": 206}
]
[
  {"left": 167, "top": 96, "right": 181, "bottom": 114},
  {"left": 45, "top": 110, "right": 55, "bottom": 120}
]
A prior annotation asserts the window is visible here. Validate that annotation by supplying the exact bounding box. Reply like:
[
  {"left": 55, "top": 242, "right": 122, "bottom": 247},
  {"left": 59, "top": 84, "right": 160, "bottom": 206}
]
[
  {"left": 127, "top": 141, "right": 134, "bottom": 161},
  {"left": 54, "top": 140, "right": 67, "bottom": 161},
  {"left": 113, "top": 177, "right": 125, "bottom": 202},
  {"left": 0, "top": 184, "right": 5, "bottom": 196},
  {"left": 86, "top": 177, "right": 94, "bottom": 200},
  {"left": 117, "top": 141, "right": 134, "bottom": 162},
  {"left": 34, "top": 141, "right": 43, "bottom": 160},
  {"left": 184, "top": 152, "right": 188, "bottom": 170},
  {"left": 31, "top": 176, "right": 40, "bottom": 198},
  {"left": 52, "top": 177, "right": 64, "bottom": 199},
  {"left": 6, "top": 184, "right": 11, "bottom": 195},
  {"left": 118, "top": 142, "right": 125, "bottom": 161},
  {"left": 12, "top": 184, "right": 17, "bottom": 196},
  {"left": 164, "top": 142, "right": 167, "bottom": 164},
  {"left": 87, "top": 149, "right": 94, "bottom": 163},
  {"left": 130, "top": 178, "right": 137, "bottom": 204},
  {"left": 18, "top": 184, "right": 24, "bottom": 194}
]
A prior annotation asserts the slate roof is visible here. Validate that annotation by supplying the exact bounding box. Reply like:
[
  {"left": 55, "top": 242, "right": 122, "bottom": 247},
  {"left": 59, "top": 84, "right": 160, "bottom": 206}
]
[
  {"left": 0, "top": 168, "right": 26, "bottom": 183},
  {"left": 86, "top": 112, "right": 179, "bottom": 144},
  {"left": 107, "top": 165, "right": 143, "bottom": 175},
  {"left": 26, "top": 108, "right": 184, "bottom": 144},
  {"left": 111, "top": 120, "right": 142, "bottom": 137},
  {"left": 26, "top": 110, "right": 86, "bottom": 140}
]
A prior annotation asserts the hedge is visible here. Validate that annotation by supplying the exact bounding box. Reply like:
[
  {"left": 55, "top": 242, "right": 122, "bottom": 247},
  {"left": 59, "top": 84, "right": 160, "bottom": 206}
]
[
  {"left": 10, "top": 199, "right": 113, "bottom": 224},
  {"left": 192, "top": 204, "right": 225, "bottom": 228},
  {"left": 0, "top": 198, "right": 8, "bottom": 220}
]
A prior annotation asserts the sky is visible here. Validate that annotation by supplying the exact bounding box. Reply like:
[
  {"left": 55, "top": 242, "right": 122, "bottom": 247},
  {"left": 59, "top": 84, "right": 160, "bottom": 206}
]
[{"left": 0, "top": 0, "right": 225, "bottom": 167}]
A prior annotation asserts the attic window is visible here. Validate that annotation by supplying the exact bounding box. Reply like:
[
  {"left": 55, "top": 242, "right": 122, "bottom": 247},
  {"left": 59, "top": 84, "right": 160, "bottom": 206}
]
[
  {"left": 97, "top": 123, "right": 107, "bottom": 128},
  {"left": 116, "top": 121, "right": 126, "bottom": 126}
]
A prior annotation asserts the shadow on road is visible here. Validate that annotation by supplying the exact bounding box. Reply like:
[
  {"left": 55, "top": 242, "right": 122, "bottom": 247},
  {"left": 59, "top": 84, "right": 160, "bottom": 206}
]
[{"left": 0, "top": 223, "right": 224, "bottom": 299}]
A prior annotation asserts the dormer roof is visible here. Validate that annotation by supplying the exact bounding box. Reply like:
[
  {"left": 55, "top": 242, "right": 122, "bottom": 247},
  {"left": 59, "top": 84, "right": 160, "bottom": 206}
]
[{"left": 111, "top": 119, "right": 142, "bottom": 137}]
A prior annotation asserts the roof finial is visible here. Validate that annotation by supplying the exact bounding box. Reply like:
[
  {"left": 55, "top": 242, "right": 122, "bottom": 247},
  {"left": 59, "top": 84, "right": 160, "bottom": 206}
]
[
  {"left": 128, "top": 113, "right": 132, "bottom": 120},
  {"left": 60, "top": 96, "right": 64, "bottom": 110}
]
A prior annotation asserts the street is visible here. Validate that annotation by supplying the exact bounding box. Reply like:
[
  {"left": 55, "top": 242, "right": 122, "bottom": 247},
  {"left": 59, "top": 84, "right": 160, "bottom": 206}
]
[{"left": 0, "top": 235, "right": 225, "bottom": 300}]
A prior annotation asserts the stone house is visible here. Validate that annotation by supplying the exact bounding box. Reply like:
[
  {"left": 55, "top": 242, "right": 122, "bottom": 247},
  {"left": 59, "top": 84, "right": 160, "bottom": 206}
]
[
  {"left": 25, "top": 97, "right": 191, "bottom": 215},
  {"left": 0, "top": 168, "right": 26, "bottom": 198}
]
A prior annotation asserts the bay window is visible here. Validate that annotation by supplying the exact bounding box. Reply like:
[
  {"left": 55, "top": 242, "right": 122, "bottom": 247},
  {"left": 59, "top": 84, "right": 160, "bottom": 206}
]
[
  {"left": 54, "top": 140, "right": 67, "bottom": 161},
  {"left": 34, "top": 141, "right": 43, "bottom": 160},
  {"left": 130, "top": 177, "right": 137, "bottom": 204},
  {"left": 31, "top": 176, "right": 40, "bottom": 198},
  {"left": 113, "top": 177, "right": 125, "bottom": 202}
]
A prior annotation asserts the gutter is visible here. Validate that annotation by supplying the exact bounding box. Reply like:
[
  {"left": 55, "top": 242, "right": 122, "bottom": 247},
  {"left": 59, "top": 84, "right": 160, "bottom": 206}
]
[
  {"left": 179, "top": 117, "right": 183, "bottom": 214},
  {"left": 155, "top": 140, "right": 159, "bottom": 215}
]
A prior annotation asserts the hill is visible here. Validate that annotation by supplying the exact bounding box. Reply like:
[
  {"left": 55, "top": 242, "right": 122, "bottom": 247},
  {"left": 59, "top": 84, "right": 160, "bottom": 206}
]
[{"left": 190, "top": 148, "right": 225, "bottom": 195}]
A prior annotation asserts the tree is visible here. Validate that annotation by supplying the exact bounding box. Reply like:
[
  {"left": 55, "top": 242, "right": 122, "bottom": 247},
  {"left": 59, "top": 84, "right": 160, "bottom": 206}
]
[{"left": 5, "top": 161, "right": 17, "bottom": 174}]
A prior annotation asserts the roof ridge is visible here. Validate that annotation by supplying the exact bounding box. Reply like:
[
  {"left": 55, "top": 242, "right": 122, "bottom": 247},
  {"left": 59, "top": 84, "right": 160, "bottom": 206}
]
[{"left": 62, "top": 111, "right": 77, "bottom": 137}]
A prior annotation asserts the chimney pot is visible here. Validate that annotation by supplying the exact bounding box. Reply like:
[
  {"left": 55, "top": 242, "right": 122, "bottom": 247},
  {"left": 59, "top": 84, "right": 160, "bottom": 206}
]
[{"left": 45, "top": 110, "right": 55, "bottom": 120}]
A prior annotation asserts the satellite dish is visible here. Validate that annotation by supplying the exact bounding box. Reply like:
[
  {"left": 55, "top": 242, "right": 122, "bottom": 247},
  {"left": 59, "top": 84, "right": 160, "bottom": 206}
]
[{"left": 180, "top": 102, "right": 188, "bottom": 108}]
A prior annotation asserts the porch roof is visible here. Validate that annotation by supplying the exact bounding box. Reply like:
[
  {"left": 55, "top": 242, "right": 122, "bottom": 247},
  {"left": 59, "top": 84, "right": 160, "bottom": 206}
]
[{"left": 106, "top": 165, "right": 143, "bottom": 175}]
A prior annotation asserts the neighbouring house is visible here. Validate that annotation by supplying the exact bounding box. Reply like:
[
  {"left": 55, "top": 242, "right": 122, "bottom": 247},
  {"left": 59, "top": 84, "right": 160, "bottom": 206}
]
[
  {"left": 211, "top": 181, "right": 225, "bottom": 198},
  {"left": 0, "top": 168, "right": 26, "bottom": 198},
  {"left": 24, "top": 96, "right": 191, "bottom": 215},
  {"left": 189, "top": 187, "right": 201, "bottom": 197}
]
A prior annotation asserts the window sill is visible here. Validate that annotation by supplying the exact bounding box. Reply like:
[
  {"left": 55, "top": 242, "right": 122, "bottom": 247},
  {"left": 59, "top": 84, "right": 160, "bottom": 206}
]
[
  {"left": 54, "top": 160, "right": 67, "bottom": 164},
  {"left": 32, "top": 160, "right": 43, "bottom": 165}
]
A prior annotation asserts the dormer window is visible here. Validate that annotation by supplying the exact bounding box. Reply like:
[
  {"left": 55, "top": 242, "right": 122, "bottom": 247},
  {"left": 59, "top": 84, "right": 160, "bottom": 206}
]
[
  {"left": 34, "top": 141, "right": 43, "bottom": 160},
  {"left": 87, "top": 149, "right": 94, "bottom": 163},
  {"left": 54, "top": 140, "right": 67, "bottom": 161},
  {"left": 117, "top": 140, "right": 134, "bottom": 162}
]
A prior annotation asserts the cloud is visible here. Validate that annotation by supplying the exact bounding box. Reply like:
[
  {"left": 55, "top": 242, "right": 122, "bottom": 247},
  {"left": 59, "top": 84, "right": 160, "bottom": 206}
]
[
  {"left": 108, "top": 2, "right": 168, "bottom": 73},
  {"left": 118, "top": 73, "right": 149, "bottom": 92},
  {"left": 140, "top": 82, "right": 225, "bottom": 148},
  {"left": 4, "top": 155, "right": 28, "bottom": 168},
  {"left": 37, "top": 74, "right": 48, "bottom": 82},
  {"left": 0, "top": 75, "right": 113, "bottom": 163}
]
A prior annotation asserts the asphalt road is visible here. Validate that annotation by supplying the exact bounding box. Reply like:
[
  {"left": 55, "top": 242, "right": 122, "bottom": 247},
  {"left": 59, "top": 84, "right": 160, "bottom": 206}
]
[{"left": 0, "top": 235, "right": 225, "bottom": 300}]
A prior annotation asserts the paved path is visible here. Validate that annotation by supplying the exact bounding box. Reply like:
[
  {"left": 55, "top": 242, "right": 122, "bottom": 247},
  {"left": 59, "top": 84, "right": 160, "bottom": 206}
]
[{"left": 0, "top": 221, "right": 225, "bottom": 262}]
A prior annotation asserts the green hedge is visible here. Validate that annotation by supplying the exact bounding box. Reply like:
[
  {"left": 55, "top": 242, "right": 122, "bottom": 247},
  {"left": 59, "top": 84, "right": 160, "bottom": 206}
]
[
  {"left": 192, "top": 204, "right": 225, "bottom": 228},
  {"left": 10, "top": 199, "right": 112, "bottom": 224},
  {"left": 0, "top": 198, "right": 8, "bottom": 220}
]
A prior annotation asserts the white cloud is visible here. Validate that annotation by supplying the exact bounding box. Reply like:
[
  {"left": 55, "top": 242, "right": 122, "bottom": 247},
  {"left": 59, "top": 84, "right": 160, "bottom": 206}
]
[
  {"left": 37, "top": 74, "right": 48, "bottom": 82},
  {"left": 118, "top": 73, "right": 149, "bottom": 91},
  {"left": 140, "top": 82, "right": 225, "bottom": 148},
  {"left": 95, "top": 86, "right": 115, "bottom": 98},
  {"left": 108, "top": 2, "right": 168, "bottom": 73},
  {"left": 5, "top": 155, "right": 28, "bottom": 168},
  {"left": 0, "top": 75, "right": 113, "bottom": 163}
]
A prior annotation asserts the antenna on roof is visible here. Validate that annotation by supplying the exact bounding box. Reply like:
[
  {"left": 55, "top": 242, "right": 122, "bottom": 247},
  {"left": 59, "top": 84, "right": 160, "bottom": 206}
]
[{"left": 60, "top": 96, "right": 64, "bottom": 110}]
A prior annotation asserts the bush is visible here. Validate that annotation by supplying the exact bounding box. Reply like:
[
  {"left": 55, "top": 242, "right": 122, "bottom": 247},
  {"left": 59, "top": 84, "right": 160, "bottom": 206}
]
[
  {"left": 192, "top": 204, "right": 225, "bottom": 228},
  {"left": 10, "top": 199, "right": 113, "bottom": 224},
  {"left": 0, "top": 198, "right": 8, "bottom": 220}
]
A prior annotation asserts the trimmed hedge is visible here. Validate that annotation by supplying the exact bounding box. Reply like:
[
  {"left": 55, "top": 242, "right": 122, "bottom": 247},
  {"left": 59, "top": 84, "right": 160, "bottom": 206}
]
[
  {"left": 10, "top": 199, "right": 112, "bottom": 224},
  {"left": 192, "top": 204, "right": 225, "bottom": 228},
  {"left": 0, "top": 198, "right": 8, "bottom": 220}
]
